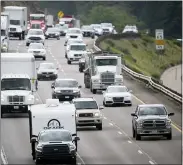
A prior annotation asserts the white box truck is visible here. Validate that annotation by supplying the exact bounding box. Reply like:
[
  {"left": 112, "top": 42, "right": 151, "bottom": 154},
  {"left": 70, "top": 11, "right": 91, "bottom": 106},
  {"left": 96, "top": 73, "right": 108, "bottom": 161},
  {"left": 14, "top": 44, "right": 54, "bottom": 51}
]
[
  {"left": 3, "top": 6, "right": 27, "bottom": 40},
  {"left": 1, "top": 12, "right": 10, "bottom": 52},
  {"left": 1, "top": 53, "right": 37, "bottom": 117},
  {"left": 28, "top": 99, "right": 78, "bottom": 162}
]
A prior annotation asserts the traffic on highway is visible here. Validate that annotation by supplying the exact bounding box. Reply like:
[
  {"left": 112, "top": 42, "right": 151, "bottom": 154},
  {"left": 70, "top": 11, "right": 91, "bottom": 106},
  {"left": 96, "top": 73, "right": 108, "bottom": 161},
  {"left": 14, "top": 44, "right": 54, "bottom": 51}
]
[{"left": 1, "top": 5, "right": 182, "bottom": 165}]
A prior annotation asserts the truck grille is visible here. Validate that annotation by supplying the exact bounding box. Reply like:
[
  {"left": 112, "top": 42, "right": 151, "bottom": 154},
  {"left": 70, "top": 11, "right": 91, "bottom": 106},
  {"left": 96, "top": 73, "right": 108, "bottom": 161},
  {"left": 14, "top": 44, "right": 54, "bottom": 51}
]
[
  {"left": 101, "top": 72, "right": 115, "bottom": 84},
  {"left": 103, "top": 29, "right": 109, "bottom": 31},
  {"left": 33, "top": 51, "right": 40, "bottom": 53},
  {"left": 74, "top": 54, "right": 82, "bottom": 57},
  {"left": 29, "top": 37, "right": 42, "bottom": 40},
  {"left": 42, "top": 72, "right": 53, "bottom": 74},
  {"left": 42, "top": 144, "right": 70, "bottom": 155},
  {"left": 143, "top": 120, "right": 166, "bottom": 128},
  {"left": 10, "top": 28, "right": 16, "bottom": 31},
  {"left": 61, "top": 90, "right": 73, "bottom": 93},
  {"left": 79, "top": 113, "right": 93, "bottom": 117},
  {"left": 113, "top": 97, "right": 124, "bottom": 102},
  {"left": 8, "top": 96, "right": 25, "bottom": 103}
]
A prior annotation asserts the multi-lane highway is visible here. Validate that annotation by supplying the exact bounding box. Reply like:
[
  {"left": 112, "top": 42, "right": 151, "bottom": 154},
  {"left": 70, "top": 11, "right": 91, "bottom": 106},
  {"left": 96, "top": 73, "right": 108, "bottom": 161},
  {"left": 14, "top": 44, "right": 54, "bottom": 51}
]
[{"left": 1, "top": 37, "right": 182, "bottom": 164}]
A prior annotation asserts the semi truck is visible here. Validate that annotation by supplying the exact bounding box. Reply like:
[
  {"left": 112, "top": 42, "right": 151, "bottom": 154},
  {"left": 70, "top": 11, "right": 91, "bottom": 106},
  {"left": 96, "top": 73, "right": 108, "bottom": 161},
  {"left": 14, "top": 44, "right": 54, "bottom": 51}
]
[
  {"left": 1, "top": 53, "right": 37, "bottom": 117},
  {"left": 84, "top": 51, "right": 123, "bottom": 94},
  {"left": 3, "top": 6, "right": 27, "bottom": 40},
  {"left": 1, "top": 12, "right": 10, "bottom": 52}
]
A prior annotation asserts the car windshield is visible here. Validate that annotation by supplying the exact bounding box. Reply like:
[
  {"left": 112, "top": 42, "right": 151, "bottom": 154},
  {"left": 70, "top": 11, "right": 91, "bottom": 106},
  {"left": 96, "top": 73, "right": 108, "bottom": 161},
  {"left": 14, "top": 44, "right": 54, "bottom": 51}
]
[
  {"left": 107, "top": 87, "right": 127, "bottom": 93},
  {"left": 70, "top": 45, "right": 86, "bottom": 51},
  {"left": 40, "top": 63, "right": 55, "bottom": 69},
  {"left": 39, "top": 131, "right": 72, "bottom": 142},
  {"left": 69, "top": 40, "right": 83, "bottom": 44},
  {"left": 28, "top": 30, "right": 43, "bottom": 35},
  {"left": 29, "top": 44, "right": 43, "bottom": 49},
  {"left": 74, "top": 101, "right": 98, "bottom": 110},
  {"left": 82, "top": 26, "right": 92, "bottom": 30},
  {"left": 96, "top": 59, "right": 117, "bottom": 66},
  {"left": 31, "top": 24, "right": 41, "bottom": 29},
  {"left": 94, "top": 25, "right": 101, "bottom": 29},
  {"left": 138, "top": 107, "right": 167, "bottom": 116},
  {"left": 1, "top": 78, "right": 31, "bottom": 91},
  {"left": 47, "top": 28, "right": 59, "bottom": 32},
  {"left": 55, "top": 80, "right": 78, "bottom": 87},
  {"left": 102, "top": 24, "right": 112, "bottom": 27},
  {"left": 67, "top": 29, "right": 81, "bottom": 34},
  {"left": 10, "top": 20, "right": 20, "bottom": 25}
]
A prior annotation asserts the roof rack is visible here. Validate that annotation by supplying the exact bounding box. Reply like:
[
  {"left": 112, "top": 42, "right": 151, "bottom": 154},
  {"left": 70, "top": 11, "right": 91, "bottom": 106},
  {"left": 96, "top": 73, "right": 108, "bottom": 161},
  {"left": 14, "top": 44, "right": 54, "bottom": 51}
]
[{"left": 91, "top": 51, "right": 122, "bottom": 57}]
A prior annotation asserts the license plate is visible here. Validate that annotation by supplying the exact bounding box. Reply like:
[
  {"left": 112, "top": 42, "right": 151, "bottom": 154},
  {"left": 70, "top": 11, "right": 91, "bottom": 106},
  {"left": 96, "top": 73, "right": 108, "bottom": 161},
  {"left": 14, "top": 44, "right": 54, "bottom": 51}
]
[
  {"left": 14, "top": 106, "right": 19, "bottom": 109},
  {"left": 152, "top": 130, "right": 157, "bottom": 134},
  {"left": 65, "top": 96, "right": 70, "bottom": 98}
]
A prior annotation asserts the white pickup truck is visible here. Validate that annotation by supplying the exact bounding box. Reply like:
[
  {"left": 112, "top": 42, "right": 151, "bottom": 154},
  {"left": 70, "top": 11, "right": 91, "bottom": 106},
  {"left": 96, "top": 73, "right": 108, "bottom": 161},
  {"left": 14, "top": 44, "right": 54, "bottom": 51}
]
[{"left": 1, "top": 53, "right": 37, "bottom": 117}]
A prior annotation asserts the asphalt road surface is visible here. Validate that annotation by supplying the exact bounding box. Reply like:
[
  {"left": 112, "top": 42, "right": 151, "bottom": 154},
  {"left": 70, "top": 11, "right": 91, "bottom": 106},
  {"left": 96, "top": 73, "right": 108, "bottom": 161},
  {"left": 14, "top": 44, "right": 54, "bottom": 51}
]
[
  {"left": 161, "top": 64, "right": 182, "bottom": 94},
  {"left": 1, "top": 36, "right": 182, "bottom": 165}
]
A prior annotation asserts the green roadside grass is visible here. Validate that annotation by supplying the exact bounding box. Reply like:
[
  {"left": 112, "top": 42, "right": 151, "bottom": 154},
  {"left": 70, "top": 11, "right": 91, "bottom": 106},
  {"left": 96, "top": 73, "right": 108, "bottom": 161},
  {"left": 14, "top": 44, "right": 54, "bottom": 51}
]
[{"left": 99, "top": 35, "right": 182, "bottom": 80}]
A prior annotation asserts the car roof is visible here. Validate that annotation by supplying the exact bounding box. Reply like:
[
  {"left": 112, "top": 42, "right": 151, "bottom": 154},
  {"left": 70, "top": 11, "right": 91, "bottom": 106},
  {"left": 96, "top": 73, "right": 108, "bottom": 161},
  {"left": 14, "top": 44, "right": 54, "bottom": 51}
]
[
  {"left": 73, "top": 97, "right": 95, "bottom": 102},
  {"left": 69, "top": 43, "right": 86, "bottom": 46},
  {"left": 29, "top": 29, "right": 43, "bottom": 31},
  {"left": 138, "top": 104, "right": 165, "bottom": 108}
]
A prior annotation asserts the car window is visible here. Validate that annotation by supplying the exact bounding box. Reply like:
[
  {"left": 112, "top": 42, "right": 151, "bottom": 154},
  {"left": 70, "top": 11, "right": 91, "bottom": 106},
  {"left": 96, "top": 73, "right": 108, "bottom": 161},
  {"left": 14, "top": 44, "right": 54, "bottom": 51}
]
[
  {"left": 28, "top": 30, "right": 43, "bottom": 35},
  {"left": 55, "top": 80, "right": 78, "bottom": 87},
  {"left": 70, "top": 45, "right": 86, "bottom": 51},
  {"left": 74, "top": 101, "right": 98, "bottom": 110}
]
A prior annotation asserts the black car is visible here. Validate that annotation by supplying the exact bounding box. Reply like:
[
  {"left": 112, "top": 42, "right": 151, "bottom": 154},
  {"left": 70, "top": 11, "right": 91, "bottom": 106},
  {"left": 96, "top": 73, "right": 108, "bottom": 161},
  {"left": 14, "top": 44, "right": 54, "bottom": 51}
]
[
  {"left": 45, "top": 28, "right": 60, "bottom": 40},
  {"left": 33, "top": 129, "right": 80, "bottom": 164},
  {"left": 81, "top": 25, "right": 95, "bottom": 38},
  {"left": 51, "top": 79, "right": 82, "bottom": 101}
]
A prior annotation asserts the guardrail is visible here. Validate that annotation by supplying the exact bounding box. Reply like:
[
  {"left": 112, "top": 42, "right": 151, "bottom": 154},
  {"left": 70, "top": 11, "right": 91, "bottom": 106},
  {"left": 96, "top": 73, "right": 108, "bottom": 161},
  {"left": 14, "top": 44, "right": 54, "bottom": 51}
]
[{"left": 93, "top": 39, "right": 182, "bottom": 103}]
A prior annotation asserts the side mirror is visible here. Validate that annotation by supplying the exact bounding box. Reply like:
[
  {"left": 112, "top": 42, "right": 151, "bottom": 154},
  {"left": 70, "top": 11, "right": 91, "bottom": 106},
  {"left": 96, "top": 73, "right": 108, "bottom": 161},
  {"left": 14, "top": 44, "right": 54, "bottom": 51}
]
[
  {"left": 168, "top": 113, "right": 174, "bottom": 116},
  {"left": 78, "top": 85, "right": 82, "bottom": 88},
  {"left": 99, "top": 105, "right": 104, "bottom": 110},
  {"left": 129, "top": 90, "right": 132, "bottom": 93},
  {"left": 74, "top": 136, "right": 80, "bottom": 141},
  {"left": 31, "top": 137, "right": 37, "bottom": 143},
  {"left": 131, "top": 113, "right": 137, "bottom": 117}
]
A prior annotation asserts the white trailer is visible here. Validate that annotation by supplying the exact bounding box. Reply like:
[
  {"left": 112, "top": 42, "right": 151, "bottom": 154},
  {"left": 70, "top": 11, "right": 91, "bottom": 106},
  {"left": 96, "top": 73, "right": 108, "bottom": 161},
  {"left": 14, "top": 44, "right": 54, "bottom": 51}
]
[
  {"left": 28, "top": 99, "right": 78, "bottom": 159},
  {"left": 1, "top": 53, "right": 37, "bottom": 117},
  {"left": 3, "top": 6, "right": 27, "bottom": 40},
  {"left": 1, "top": 12, "right": 10, "bottom": 52}
]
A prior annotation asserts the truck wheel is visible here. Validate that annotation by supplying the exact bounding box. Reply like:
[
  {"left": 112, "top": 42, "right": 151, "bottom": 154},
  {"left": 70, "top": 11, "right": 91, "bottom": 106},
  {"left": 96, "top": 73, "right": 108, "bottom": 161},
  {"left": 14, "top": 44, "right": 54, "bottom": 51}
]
[
  {"left": 57, "top": 37, "right": 60, "bottom": 40},
  {"left": 42, "top": 57, "right": 46, "bottom": 60},
  {"left": 35, "top": 159, "right": 42, "bottom": 165},
  {"left": 166, "top": 132, "right": 172, "bottom": 140},
  {"left": 22, "top": 32, "right": 25, "bottom": 40},
  {"left": 132, "top": 127, "right": 135, "bottom": 138},
  {"left": 67, "top": 60, "right": 71, "bottom": 64},
  {"left": 70, "top": 156, "right": 77, "bottom": 165},
  {"left": 92, "top": 89, "right": 97, "bottom": 94},
  {"left": 135, "top": 131, "right": 141, "bottom": 140},
  {"left": 19, "top": 34, "right": 22, "bottom": 40},
  {"left": 96, "top": 124, "right": 102, "bottom": 130}
]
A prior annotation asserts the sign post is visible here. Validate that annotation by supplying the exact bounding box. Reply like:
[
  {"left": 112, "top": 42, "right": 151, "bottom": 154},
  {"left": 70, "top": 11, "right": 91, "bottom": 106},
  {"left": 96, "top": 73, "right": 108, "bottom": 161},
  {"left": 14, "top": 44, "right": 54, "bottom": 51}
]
[
  {"left": 155, "top": 29, "right": 165, "bottom": 53},
  {"left": 57, "top": 11, "right": 64, "bottom": 19}
]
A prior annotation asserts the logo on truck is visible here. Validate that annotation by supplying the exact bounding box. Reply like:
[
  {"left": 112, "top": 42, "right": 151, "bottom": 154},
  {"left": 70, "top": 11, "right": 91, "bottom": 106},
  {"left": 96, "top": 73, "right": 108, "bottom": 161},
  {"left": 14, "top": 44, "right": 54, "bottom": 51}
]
[{"left": 43, "top": 119, "right": 64, "bottom": 129}]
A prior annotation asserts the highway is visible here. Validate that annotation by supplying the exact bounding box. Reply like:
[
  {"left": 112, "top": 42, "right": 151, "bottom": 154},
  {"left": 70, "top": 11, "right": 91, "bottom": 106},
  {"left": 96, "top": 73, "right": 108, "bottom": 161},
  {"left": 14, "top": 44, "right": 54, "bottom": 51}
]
[{"left": 1, "top": 37, "right": 182, "bottom": 164}]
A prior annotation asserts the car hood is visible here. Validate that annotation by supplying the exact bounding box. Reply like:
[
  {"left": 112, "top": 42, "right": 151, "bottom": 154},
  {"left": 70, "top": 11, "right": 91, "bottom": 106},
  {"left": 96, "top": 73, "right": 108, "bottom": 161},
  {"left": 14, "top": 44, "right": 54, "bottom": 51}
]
[
  {"left": 96, "top": 66, "right": 117, "bottom": 73},
  {"left": 2, "top": 90, "right": 32, "bottom": 96},
  {"left": 28, "top": 49, "right": 45, "bottom": 52},
  {"left": 138, "top": 115, "right": 167, "bottom": 120},
  {"left": 76, "top": 109, "right": 99, "bottom": 113},
  {"left": 67, "top": 33, "right": 82, "bottom": 36},
  {"left": 69, "top": 50, "right": 87, "bottom": 54},
  {"left": 27, "top": 35, "right": 44, "bottom": 39},
  {"left": 105, "top": 92, "right": 131, "bottom": 97}
]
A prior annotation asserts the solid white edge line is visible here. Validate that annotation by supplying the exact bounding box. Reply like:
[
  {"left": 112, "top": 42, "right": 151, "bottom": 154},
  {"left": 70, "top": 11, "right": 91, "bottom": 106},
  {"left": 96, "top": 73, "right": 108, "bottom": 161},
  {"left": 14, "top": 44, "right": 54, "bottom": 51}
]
[
  {"left": 1, "top": 147, "right": 8, "bottom": 164},
  {"left": 76, "top": 152, "right": 85, "bottom": 165},
  {"left": 128, "top": 140, "right": 132, "bottom": 144},
  {"left": 118, "top": 131, "right": 122, "bottom": 135},
  {"left": 109, "top": 123, "right": 113, "bottom": 126},
  {"left": 138, "top": 150, "right": 143, "bottom": 154}
]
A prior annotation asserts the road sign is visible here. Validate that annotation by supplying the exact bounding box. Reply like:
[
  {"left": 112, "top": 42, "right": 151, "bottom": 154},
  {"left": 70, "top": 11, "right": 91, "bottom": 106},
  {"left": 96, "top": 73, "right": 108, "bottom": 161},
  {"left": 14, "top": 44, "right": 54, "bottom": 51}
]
[
  {"left": 57, "top": 11, "right": 64, "bottom": 18},
  {"left": 155, "top": 29, "right": 164, "bottom": 50}
]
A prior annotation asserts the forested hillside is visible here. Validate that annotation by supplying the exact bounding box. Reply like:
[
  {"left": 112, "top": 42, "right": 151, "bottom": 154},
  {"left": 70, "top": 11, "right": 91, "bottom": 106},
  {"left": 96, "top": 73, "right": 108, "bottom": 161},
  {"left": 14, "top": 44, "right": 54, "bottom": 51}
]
[{"left": 1, "top": 1, "right": 182, "bottom": 38}]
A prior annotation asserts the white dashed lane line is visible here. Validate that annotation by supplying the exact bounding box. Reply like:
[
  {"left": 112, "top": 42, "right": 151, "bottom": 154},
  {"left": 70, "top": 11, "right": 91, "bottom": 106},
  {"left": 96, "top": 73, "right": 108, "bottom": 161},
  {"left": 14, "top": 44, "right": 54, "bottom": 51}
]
[
  {"left": 149, "top": 160, "right": 155, "bottom": 164},
  {"left": 128, "top": 140, "right": 132, "bottom": 144},
  {"left": 109, "top": 123, "right": 113, "bottom": 126},
  {"left": 138, "top": 150, "right": 143, "bottom": 154},
  {"left": 118, "top": 131, "right": 123, "bottom": 135}
]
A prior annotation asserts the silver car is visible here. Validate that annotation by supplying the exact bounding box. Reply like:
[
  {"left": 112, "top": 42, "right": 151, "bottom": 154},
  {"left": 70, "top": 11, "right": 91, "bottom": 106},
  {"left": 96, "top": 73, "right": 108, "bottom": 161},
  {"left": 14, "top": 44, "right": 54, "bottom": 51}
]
[
  {"left": 131, "top": 104, "right": 174, "bottom": 140},
  {"left": 72, "top": 97, "right": 104, "bottom": 130}
]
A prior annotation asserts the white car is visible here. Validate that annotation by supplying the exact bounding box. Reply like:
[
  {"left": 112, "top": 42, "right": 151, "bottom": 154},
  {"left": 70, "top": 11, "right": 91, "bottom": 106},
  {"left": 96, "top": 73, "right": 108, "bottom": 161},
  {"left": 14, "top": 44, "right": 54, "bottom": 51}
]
[
  {"left": 72, "top": 97, "right": 104, "bottom": 130},
  {"left": 103, "top": 85, "right": 132, "bottom": 107},
  {"left": 101, "top": 23, "right": 115, "bottom": 34},
  {"left": 37, "top": 62, "right": 58, "bottom": 80},
  {"left": 67, "top": 42, "right": 87, "bottom": 64},
  {"left": 28, "top": 43, "right": 46, "bottom": 60},
  {"left": 64, "top": 38, "right": 84, "bottom": 58},
  {"left": 91, "top": 24, "right": 103, "bottom": 36},
  {"left": 122, "top": 25, "right": 138, "bottom": 34},
  {"left": 26, "top": 29, "right": 45, "bottom": 46},
  {"left": 65, "top": 28, "right": 83, "bottom": 44}
]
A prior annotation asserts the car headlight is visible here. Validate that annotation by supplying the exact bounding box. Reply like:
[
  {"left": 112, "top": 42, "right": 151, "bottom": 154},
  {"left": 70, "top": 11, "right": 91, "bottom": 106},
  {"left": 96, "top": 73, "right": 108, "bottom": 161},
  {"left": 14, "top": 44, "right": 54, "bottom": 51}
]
[
  {"left": 166, "top": 120, "right": 171, "bottom": 126},
  {"left": 36, "top": 146, "right": 42, "bottom": 152},
  {"left": 125, "top": 96, "right": 131, "bottom": 99},
  {"left": 68, "top": 144, "right": 75, "bottom": 150},
  {"left": 94, "top": 112, "right": 100, "bottom": 117},
  {"left": 55, "top": 90, "right": 61, "bottom": 93},
  {"left": 76, "top": 114, "right": 78, "bottom": 117},
  {"left": 92, "top": 79, "right": 99, "bottom": 83},
  {"left": 73, "top": 90, "right": 79, "bottom": 93},
  {"left": 56, "top": 33, "right": 59, "bottom": 36},
  {"left": 137, "top": 121, "right": 143, "bottom": 127}
]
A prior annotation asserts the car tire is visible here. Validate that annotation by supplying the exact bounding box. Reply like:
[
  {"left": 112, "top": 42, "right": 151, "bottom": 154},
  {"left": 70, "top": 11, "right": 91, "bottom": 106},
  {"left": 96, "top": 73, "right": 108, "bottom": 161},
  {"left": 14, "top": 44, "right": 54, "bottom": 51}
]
[
  {"left": 42, "top": 57, "right": 46, "bottom": 60},
  {"left": 103, "top": 100, "right": 107, "bottom": 107},
  {"left": 79, "top": 67, "right": 83, "bottom": 72},
  {"left": 166, "top": 132, "right": 172, "bottom": 140},
  {"left": 96, "top": 123, "right": 102, "bottom": 130},
  {"left": 35, "top": 159, "right": 42, "bottom": 165},
  {"left": 135, "top": 131, "right": 141, "bottom": 140},
  {"left": 132, "top": 127, "right": 135, "bottom": 138},
  {"left": 70, "top": 156, "right": 77, "bottom": 165},
  {"left": 26, "top": 43, "right": 29, "bottom": 46},
  {"left": 85, "top": 83, "right": 90, "bottom": 89},
  {"left": 65, "top": 54, "right": 67, "bottom": 58},
  {"left": 128, "top": 103, "right": 132, "bottom": 106},
  {"left": 57, "top": 37, "right": 60, "bottom": 40},
  {"left": 92, "top": 89, "right": 97, "bottom": 94},
  {"left": 37, "top": 77, "right": 40, "bottom": 81},
  {"left": 67, "top": 60, "right": 71, "bottom": 64}
]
